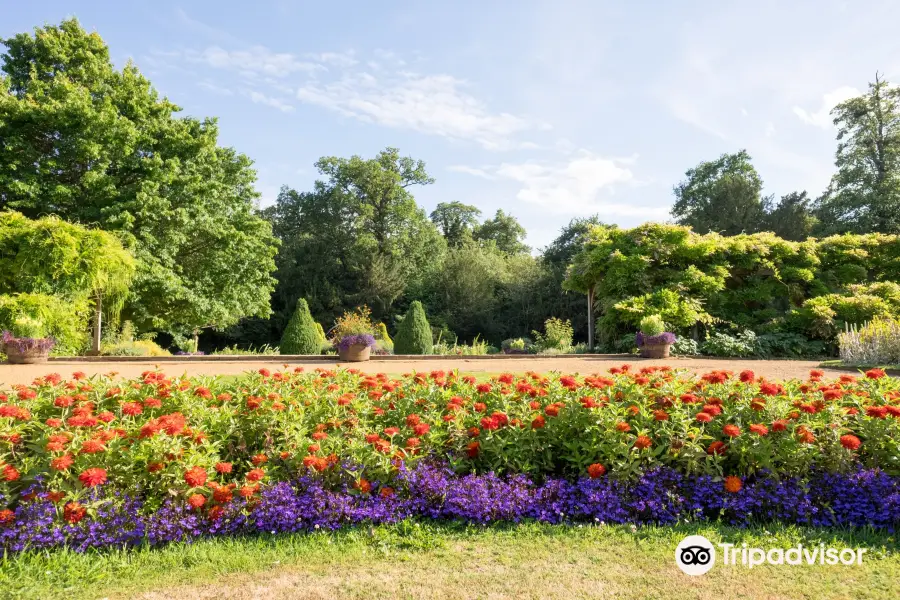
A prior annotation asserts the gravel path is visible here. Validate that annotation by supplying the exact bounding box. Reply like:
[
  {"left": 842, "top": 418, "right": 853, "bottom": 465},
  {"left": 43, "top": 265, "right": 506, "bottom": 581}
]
[{"left": 0, "top": 356, "right": 864, "bottom": 388}]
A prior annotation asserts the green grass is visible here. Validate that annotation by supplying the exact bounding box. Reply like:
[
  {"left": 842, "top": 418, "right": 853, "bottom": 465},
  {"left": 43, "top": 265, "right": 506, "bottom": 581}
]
[{"left": 2, "top": 522, "right": 897, "bottom": 599}]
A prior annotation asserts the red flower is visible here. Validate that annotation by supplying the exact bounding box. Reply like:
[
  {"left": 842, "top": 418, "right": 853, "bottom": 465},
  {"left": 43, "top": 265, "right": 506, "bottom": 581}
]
[
  {"left": 634, "top": 435, "right": 652, "bottom": 450},
  {"left": 615, "top": 422, "right": 631, "bottom": 432},
  {"left": 50, "top": 454, "right": 75, "bottom": 471},
  {"left": 188, "top": 493, "right": 206, "bottom": 508},
  {"left": 840, "top": 434, "right": 861, "bottom": 450},
  {"left": 80, "top": 439, "right": 106, "bottom": 454},
  {"left": 246, "top": 468, "right": 265, "bottom": 482},
  {"left": 695, "top": 412, "right": 713, "bottom": 423},
  {"left": 724, "top": 476, "right": 743, "bottom": 493},
  {"left": 365, "top": 433, "right": 382, "bottom": 443},
  {"left": 466, "top": 441, "right": 480, "bottom": 458},
  {"left": 759, "top": 382, "right": 784, "bottom": 397},
  {"left": 63, "top": 502, "right": 87, "bottom": 524},
  {"left": 384, "top": 427, "right": 400, "bottom": 436},
  {"left": 252, "top": 454, "right": 268, "bottom": 466},
  {"left": 79, "top": 467, "right": 107, "bottom": 487},
  {"left": 0, "top": 509, "right": 14, "bottom": 526},
  {"left": 865, "top": 368, "right": 886, "bottom": 380},
  {"left": 531, "top": 415, "right": 545, "bottom": 429},
  {"left": 473, "top": 402, "right": 487, "bottom": 413},
  {"left": 722, "top": 424, "right": 741, "bottom": 438},
  {"left": 480, "top": 416, "right": 500, "bottom": 431},
  {"left": 866, "top": 406, "right": 888, "bottom": 419},
  {"left": 749, "top": 424, "right": 769, "bottom": 437},
  {"left": 739, "top": 370, "right": 755, "bottom": 383},
  {"left": 356, "top": 479, "right": 372, "bottom": 494},
  {"left": 380, "top": 486, "right": 395, "bottom": 498},
  {"left": 413, "top": 423, "right": 430, "bottom": 436},
  {"left": 476, "top": 383, "right": 492, "bottom": 394},
  {"left": 121, "top": 402, "right": 143, "bottom": 416},
  {"left": 587, "top": 463, "right": 606, "bottom": 479},
  {"left": 215, "top": 462, "right": 233, "bottom": 474},
  {"left": 405, "top": 414, "right": 421, "bottom": 427},
  {"left": 653, "top": 410, "right": 669, "bottom": 421},
  {"left": 707, "top": 441, "right": 727, "bottom": 455},
  {"left": 796, "top": 427, "right": 816, "bottom": 444},
  {"left": 2, "top": 465, "right": 20, "bottom": 482},
  {"left": 184, "top": 466, "right": 208, "bottom": 487},
  {"left": 771, "top": 419, "right": 788, "bottom": 432}
]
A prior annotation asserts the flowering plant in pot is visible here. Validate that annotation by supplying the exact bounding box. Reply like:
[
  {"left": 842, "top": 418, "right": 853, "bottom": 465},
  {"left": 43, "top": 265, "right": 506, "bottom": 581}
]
[
  {"left": 635, "top": 314, "right": 676, "bottom": 359},
  {"left": 1, "top": 316, "right": 56, "bottom": 364},
  {"left": 337, "top": 333, "right": 376, "bottom": 362}
]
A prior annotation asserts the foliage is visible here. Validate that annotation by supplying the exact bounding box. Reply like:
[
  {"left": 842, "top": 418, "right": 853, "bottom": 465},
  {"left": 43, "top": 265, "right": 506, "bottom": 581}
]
[
  {"left": 501, "top": 337, "right": 532, "bottom": 354},
  {"left": 671, "top": 337, "right": 700, "bottom": 356},
  {"left": 472, "top": 209, "right": 529, "bottom": 255},
  {"left": 394, "top": 301, "right": 433, "bottom": 355},
  {"left": 430, "top": 202, "right": 481, "bottom": 248},
  {"left": 764, "top": 192, "right": 818, "bottom": 241},
  {"left": 0, "top": 20, "right": 278, "bottom": 336},
  {"left": 839, "top": 318, "right": 900, "bottom": 366},
  {"left": 672, "top": 150, "right": 767, "bottom": 235},
  {"left": 210, "top": 345, "right": 278, "bottom": 356},
  {"left": 279, "top": 299, "right": 321, "bottom": 355},
  {"left": 816, "top": 74, "right": 900, "bottom": 235},
  {"left": 0, "top": 293, "right": 87, "bottom": 354},
  {"left": 700, "top": 330, "right": 758, "bottom": 357},
  {"left": 793, "top": 282, "right": 900, "bottom": 340},
  {"left": 531, "top": 317, "right": 574, "bottom": 353},
  {"left": 639, "top": 315, "right": 666, "bottom": 336},
  {"left": 433, "top": 336, "right": 491, "bottom": 356},
  {"left": 754, "top": 333, "right": 825, "bottom": 359},
  {"left": 101, "top": 321, "right": 170, "bottom": 357}
]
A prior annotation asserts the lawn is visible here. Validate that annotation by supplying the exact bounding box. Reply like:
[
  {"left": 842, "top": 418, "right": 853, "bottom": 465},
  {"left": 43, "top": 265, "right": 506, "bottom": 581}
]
[{"left": 2, "top": 521, "right": 897, "bottom": 599}]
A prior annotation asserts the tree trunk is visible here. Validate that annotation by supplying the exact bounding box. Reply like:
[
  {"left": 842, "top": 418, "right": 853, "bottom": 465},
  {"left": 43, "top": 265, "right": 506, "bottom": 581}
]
[
  {"left": 587, "top": 287, "right": 595, "bottom": 351},
  {"left": 91, "top": 296, "right": 102, "bottom": 355}
]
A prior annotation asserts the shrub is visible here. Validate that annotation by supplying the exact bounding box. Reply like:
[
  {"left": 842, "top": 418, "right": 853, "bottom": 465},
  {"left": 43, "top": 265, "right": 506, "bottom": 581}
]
[
  {"left": 0, "top": 293, "right": 87, "bottom": 355},
  {"left": 394, "top": 301, "right": 433, "bottom": 355},
  {"left": 639, "top": 314, "right": 666, "bottom": 336},
  {"left": 755, "top": 332, "right": 825, "bottom": 358},
  {"left": 700, "top": 330, "right": 758, "bottom": 357},
  {"left": 839, "top": 318, "right": 900, "bottom": 366},
  {"left": 100, "top": 321, "right": 170, "bottom": 357},
  {"left": 279, "top": 298, "right": 321, "bottom": 355},
  {"left": 671, "top": 337, "right": 700, "bottom": 356},
  {"left": 211, "top": 344, "right": 278, "bottom": 356},
  {"left": 374, "top": 323, "right": 394, "bottom": 354},
  {"left": 434, "top": 336, "right": 491, "bottom": 356},
  {"left": 532, "top": 317, "right": 574, "bottom": 353},
  {"left": 501, "top": 337, "right": 532, "bottom": 354}
]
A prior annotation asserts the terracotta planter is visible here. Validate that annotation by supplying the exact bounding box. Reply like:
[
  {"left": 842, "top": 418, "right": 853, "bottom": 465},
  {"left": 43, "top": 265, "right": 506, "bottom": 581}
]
[
  {"left": 3, "top": 345, "right": 51, "bottom": 364},
  {"left": 338, "top": 344, "right": 371, "bottom": 362},
  {"left": 639, "top": 343, "right": 671, "bottom": 359}
]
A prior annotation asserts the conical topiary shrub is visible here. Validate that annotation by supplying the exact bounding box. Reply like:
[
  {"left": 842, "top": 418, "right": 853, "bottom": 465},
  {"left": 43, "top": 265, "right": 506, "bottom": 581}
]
[
  {"left": 279, "top": 298, "right": 321, "bottom": 355},
  {"left": 393, "top": 301, "right": 433, "bottom": 355}
]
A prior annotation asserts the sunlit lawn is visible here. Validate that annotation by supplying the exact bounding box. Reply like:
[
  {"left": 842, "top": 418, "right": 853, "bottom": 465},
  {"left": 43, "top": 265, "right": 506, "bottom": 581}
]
[{"left": 2, "top": 521, "right": 897, "bottom": 600}]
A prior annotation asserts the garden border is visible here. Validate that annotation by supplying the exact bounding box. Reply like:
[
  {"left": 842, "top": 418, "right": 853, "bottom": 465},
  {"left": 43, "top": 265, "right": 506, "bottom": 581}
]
[{"left": 47, "top": 353, "right": 629, "bottom": 363}]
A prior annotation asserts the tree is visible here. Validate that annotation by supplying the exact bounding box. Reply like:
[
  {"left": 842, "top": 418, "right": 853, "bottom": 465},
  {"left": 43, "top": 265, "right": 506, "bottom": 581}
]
[
  {"left": 0, "top": 19, "right": 278, "bottom": 337},
  {"left": 763, "top": 192, "right": 817, "bottom": 241},
  {"left": 279, "top": 298, "right": 321, "bottom": 355},
  {"left": 266, "top": 149, "right": 446, "bottom": 326},
  {"left": 0, "top": 210, "right": 135, "bottom": 353},
  {"left": 672, "top": 150, "right": 767, "bottom": 235},
  {"left": 394, "top": 300, "right": 433, "bottom": 354},
  {"left": 816, "top": 74, "right": 900, "bottom": 235},
  {"left": 562, "top": 224, "right": 615, "bottom": 349},
  {"left": 473, "top": 209, "right": 530, "bottom": 254},
  {"left": 430, "top": 201, "right": 481, "bottom": 247}
]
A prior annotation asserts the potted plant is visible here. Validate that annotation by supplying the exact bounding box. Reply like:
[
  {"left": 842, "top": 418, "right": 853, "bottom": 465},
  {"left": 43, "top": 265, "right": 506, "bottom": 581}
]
[
  {"left": 1, "top": 316, "right": 56, "bottom": 364},
  {"left": 635, "top": 314, "right": 676, "bottom": 359},
  {"left": 337, "top": 333, "right": 376, "bottom": 362}
]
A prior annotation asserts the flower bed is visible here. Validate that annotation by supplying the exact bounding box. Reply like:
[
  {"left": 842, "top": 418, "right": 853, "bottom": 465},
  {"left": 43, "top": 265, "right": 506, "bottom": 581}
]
[{"left": 0, "top": 365, "right": 898, "bottom": 551}]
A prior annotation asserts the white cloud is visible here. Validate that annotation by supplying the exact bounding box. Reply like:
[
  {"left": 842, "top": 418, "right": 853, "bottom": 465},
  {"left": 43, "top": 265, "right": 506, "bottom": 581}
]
[
  {"left": 189, "top": 46, "right": 324, "bottom": 78},
  {"left": 245, "top": 90, "right": 294, "bottom": 113},
  {"left": 452, "top": 152, "right": 663, "bottom": 217},
  {"left": 793, "top": 86, "right": 861, "bottom": 128},
  {"left": 197, "top": 81, "right": 234, "bottom": 95},
  {"left": 311, "top": 51, "right": 358, "bottom": 68},
  {"left": 296, "top": 72, "right": 535, "bottom": 150}
]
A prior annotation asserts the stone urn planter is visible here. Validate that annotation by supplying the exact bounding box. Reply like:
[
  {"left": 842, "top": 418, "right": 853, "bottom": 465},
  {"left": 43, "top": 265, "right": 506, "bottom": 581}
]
[
  {"left": 1, "top": 332, "right": 55, "bottom": 364},
  {"left": 338, "top": 343, "right": 372, "bottom": 362},
  {"left": 636, "top": 331, "right": 676, "bottom": 359},
  {"left": 337, "top": 334, "right": 376, "bottom": 362}
]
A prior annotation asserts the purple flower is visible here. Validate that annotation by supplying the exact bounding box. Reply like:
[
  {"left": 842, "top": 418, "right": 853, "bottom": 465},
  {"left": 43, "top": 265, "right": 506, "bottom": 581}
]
[
  {"left": 337, "top": 334, "right": 376, "bottom": 352},
  {"left": 636, "top": 331, "right": 676, "bottom": 347},
  {"left": 1, "top": 331, "right": 56, "bottom": 354}
]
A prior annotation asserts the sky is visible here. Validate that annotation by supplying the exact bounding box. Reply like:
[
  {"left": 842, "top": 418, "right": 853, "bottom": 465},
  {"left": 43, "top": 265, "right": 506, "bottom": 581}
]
[{"left": 3, "top": 0, "right": 900, "bottom": 250}]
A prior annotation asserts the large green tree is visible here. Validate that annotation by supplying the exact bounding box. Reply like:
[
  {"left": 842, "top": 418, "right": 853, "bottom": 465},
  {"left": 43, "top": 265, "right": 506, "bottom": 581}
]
[
  {"left": 816, "top": 74, "right": 900, "bottom": 235},
  {"left": 763, "top": 191, "right": 817, "bottom": 241},
  {"left": 0, "top": 19, "right": 278, "bottom": 336},
  {"left": 430, "top": 201, "right": 481, "bottom": 248},
  {"left": 266, "top": 148, "right": 446, "bottom": 328},
  {"left": 671, "top": 150, "right": 767, "bottom": 235},
  {"left": 473, "top": 209, "right": 530, "bottom": 254}
]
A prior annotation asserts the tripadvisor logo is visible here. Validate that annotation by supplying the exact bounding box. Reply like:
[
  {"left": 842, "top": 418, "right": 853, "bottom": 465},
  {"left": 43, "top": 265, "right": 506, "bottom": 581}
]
[{"left": 675, "top": 535, "right": 867, "bottom": 576}]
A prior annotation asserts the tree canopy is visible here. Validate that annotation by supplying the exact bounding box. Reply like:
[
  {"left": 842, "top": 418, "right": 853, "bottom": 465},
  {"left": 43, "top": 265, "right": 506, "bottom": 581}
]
[{"left": 0, "top": 18, "right": 278, "bottom": 335}]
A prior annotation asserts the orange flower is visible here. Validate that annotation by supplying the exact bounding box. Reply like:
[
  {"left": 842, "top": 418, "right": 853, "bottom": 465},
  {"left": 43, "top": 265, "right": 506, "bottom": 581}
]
[
  {"left": 634, "top": 435, "right": 652, "bottom": 450},
  {"left": 587, "top": 463, "right": 606, "bottom": 479},
  {"left": 184, "top": 466, "right": 208, "bottom": 487},
  {"left": 724, "top": 476, "right": 743, "bottom": 493},
  {"left": 78, "top": 467, "right": 107, "bottom": 487}
]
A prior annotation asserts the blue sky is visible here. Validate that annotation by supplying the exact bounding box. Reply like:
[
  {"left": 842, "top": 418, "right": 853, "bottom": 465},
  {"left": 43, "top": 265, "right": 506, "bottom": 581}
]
[{"left": 4, "top": 0, "right": 899, "bottom": 249}]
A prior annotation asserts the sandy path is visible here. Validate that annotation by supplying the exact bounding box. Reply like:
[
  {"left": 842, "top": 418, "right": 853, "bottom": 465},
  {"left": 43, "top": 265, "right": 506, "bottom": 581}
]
[{"left": 0, "top": 356, "right": 861, "bottom": 387}]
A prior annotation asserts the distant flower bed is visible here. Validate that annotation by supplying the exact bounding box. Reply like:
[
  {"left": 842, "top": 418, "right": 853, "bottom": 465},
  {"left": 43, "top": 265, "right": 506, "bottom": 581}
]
[
  {"left": 1, "top": 330, "right": 56, "bottom": 354},
  {"left": 0, "top": 365, "right": 898, "bottom": 551}
]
